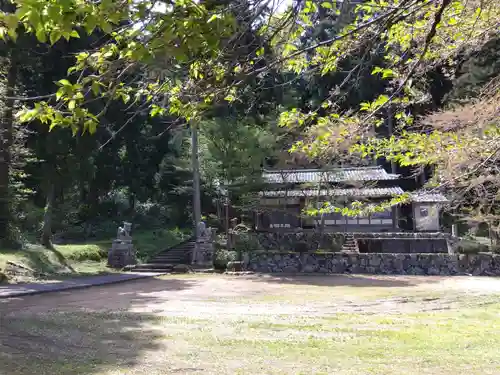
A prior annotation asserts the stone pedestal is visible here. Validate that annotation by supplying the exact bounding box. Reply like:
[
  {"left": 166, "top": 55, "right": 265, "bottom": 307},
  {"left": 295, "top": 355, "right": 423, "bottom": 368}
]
[
  {"left": 108, "top": 240, "right": 136, "bottom": 268},
  {"left": 108, "top": 222, "right": 136, "bottom": 268},
  {"left": 192, "top": 225, "right": 215, "bottom": 267}
]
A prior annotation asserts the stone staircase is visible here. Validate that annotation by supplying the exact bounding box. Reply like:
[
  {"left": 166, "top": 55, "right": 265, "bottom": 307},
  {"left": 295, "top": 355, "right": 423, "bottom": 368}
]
[
  {"left": 341, "top": 233, "right": 359, "bottom": 253},
  {"left": 129, "top": 237, "right": 195, "bottom": 273}
]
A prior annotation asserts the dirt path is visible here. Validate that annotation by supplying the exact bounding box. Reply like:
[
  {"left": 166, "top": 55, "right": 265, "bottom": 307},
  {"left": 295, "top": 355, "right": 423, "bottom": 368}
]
[
  {"left": 2, "top": 274, "right": 500, "bottom": 315},
  {"left": 1, "top": 274, "right": 499, "bottom": 375}
]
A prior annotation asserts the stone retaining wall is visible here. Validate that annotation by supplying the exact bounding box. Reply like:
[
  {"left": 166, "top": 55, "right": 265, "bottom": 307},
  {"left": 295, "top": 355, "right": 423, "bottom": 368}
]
[
  {"left": 358, "top": 239, "right": 449, "bottom": 253},
  {"left": 245, "top": 252, "right": 500, "bottom": 276},
  {"left": 232, "top": 232, "right": 451, "bottom": 253},
  {"left": 237, "top": 232, "right": 343, "bottom": 252}
]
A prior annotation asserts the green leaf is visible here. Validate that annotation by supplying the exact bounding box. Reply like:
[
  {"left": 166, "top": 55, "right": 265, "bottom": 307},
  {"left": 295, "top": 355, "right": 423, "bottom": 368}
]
[
  {"left": 85, "top": 119, "right": 97, "bottom": 134},
  {"left": 374, "top": 94, "right": 389, "bottom": 107},
  {"left": 100, "top": 20, "right": 113, "bottom": 34},
  {"left": 4, "top": 14, "right": 19, "bottom": 30},
  {"left": 7, "top": 28, "right": 17, "bottom": 41},
  {"left": 121, "top": 93, "right": 130, "bottom": 104},
  {"left": 91, "top": 81, "right": 100, "bottom": 96},
  {"left": 84, "top": 15, "right": 98, "bottom": 34},
  {"left": 382, "top": 69, "right": 396, "bottom": 79},
  {"left": 35, "top": 27, "right": 47, "bottom": 43},
  {"left": 360, "top": 102, "right": 371, "bottom": 111},
  {"left": 70, "top": 30, "right": 80, "bottom": 38},
  {"left": 18, "top": 110, "right": 35, "bottom": 123},
  {"left": 56, "top": 88, "right": 64, "bottom": 100},
  {"left": 15, "top": 6, "right": 31, "bottom": 20},
  {"left": 150, "top": 105, "right": 162, "bottom": 117},
  {"left": 68, "top": 100, "right": 76, "bottom": 110},
  {"left": 50, "top": 30, "right": 62, "bottom": 45},
  {"left": 321, "top": 2, "right": 332, "bottom": 9},
  {"left": 57, "top": 79, "right": 72, "bottom": 87},
  {"left": 207, "top": 14, "right": 220, "bottom": 23},
  {"left": 47, "top": 5, "right": 61, "bottom": 23}
]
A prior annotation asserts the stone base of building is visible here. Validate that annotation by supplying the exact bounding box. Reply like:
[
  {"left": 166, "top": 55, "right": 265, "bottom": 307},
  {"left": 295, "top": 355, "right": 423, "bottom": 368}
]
[
  {"left": 108, "top": 241, "right": 136, "bottom": 269},
  {"left": 245, "top": 252, "right": 500, "bottom": 276}
]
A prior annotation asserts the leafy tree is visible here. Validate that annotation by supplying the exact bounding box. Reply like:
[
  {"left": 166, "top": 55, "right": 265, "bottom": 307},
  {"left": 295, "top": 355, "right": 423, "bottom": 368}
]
[{"left": 1, "top": 0, "right": 499, "bottom": 229}]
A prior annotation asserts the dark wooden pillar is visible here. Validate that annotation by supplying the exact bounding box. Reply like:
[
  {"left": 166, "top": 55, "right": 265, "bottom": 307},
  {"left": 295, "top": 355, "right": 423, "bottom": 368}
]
[{"left": 392, "top": 206, "right": 399, "bottom": 230}]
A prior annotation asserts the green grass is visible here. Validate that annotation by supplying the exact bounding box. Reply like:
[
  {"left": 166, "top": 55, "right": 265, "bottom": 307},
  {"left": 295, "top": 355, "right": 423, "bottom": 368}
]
[
  {"left": 0, "top": 244, "right": 111, "bottom": 279},
  {"left": 0, "top": 229, "right": 187, "bottom": 282}
]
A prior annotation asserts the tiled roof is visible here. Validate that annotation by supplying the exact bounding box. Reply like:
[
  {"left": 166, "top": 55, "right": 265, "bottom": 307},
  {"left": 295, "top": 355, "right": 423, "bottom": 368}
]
[
  {"left": 260, "top": 187, "right": 405, "bottom": 198},
  {"left": 412, "top": 193, "right": 448, "bottom": 203},
  {"left": 262, "top": 166, "right": 399, "bottom": 184}
]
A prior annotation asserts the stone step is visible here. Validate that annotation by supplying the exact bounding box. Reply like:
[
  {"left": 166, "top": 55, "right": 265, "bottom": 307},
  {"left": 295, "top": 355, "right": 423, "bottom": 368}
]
[
  {"left": 152, "top": 253, "right": 191, "bottom": 259},
  {"left": 152, "top": 248, "right": 194, "bottom": 256},
  {"left": 151, "top": 255, "right": 187, "bottom": 259},
  {"left": 341, "top": 237, "right": 359, "bottom": 253},
  {"left": 130, "top": 268, "right": 172, "bottom": 273},
  {"left": 143, "top": 240, "right": 197, "bottom": 266},
  {"left": 154, "top": 250, "right": 191, "bottom": 256},
  {"left": 166, "top": 246, "right": 194, "bottom": 252},
  {"left": 130, "top": 264, "right": 193, "bottom": 273},
  {"left": 134, "top": 263, "right": 176, "bottom": 269},
  {"left": 167, "top": 247, "right": 194, "bottom": 252},
  {"left": 150, "top": 259, "right": 187, "bottom": 264},
  {"left": 151, "top": 253, "right": 191, "bottom": 259}
]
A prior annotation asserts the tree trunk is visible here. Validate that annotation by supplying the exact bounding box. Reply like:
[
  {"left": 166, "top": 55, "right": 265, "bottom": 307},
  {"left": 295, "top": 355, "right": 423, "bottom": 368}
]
[
  {"left": 0, "top": 48, "right": 18, "bottom": 242},
  {"left": 41, "top": 181, "right": 55, "bottom": 249},
  {"left": 191, "top": 123, "right": 202, "bottom": 237},
  {"left": 128, "top": 192, "right": 136, "bottom": 212}
]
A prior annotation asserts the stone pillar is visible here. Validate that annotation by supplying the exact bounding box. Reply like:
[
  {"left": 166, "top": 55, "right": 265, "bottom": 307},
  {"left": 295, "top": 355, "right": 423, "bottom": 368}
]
[{"left": 192, "top": 222, "right": 215, "bottom": 267}]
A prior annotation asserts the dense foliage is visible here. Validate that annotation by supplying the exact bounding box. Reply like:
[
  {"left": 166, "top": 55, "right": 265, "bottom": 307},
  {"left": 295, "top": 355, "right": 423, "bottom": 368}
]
[{"left": 0, "top": 0, "right": 498, "bottom": 246}]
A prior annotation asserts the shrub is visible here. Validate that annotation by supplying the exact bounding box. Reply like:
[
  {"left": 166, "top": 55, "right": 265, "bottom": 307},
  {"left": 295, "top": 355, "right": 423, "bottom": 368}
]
[
  {"left": 16, "top": 202, "right": 45, "bottom": 233},
  {"left": 491, "top": 245, "right": 500, "bottom": 254},
  {"left": 455, "top": 239, "right": 489, "bottom": 254},
  {"left": 133, "top": 201, "right": 170, "bottom": 227},
  {"left": 213, "top": 247, "right": 236, "bottom": 271},
  {"left": 57, "top": 244, "right": 106, "bottom": 261},
  {"left": 230, "top": 224, "right": 261, "bottom": 259},
  {"left": 54, "top": 225, "right": 88, "bottom": 243}
]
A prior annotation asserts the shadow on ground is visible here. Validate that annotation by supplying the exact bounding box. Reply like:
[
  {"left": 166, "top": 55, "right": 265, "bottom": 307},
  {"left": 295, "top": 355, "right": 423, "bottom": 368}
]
[
  {"left": 0, "top": 277, "right": 200, "bottom": 375},
  {"left": 251, "top": 273, "right": 441, "bottom": 288}
]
